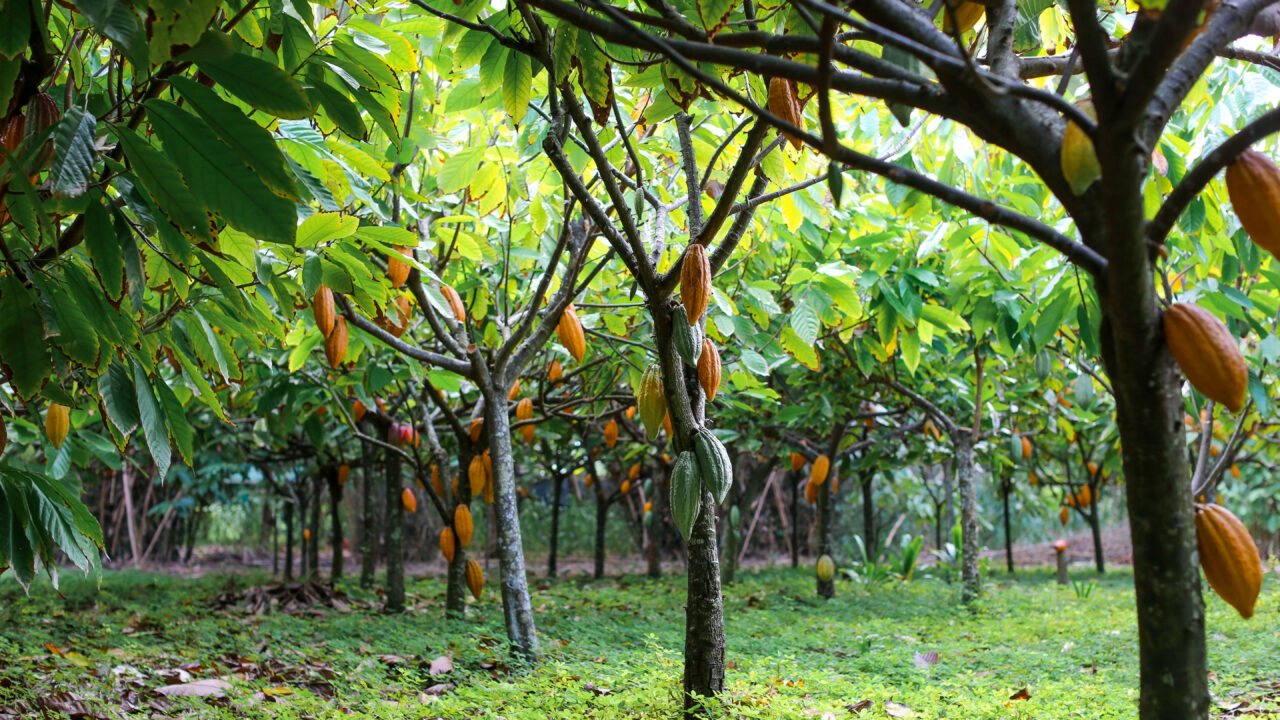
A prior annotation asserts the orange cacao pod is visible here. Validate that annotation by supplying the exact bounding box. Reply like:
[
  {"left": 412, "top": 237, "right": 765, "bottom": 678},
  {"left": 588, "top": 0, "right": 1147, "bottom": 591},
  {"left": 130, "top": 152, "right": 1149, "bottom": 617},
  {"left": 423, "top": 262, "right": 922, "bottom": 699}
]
[
  {"left": 440, "top": 527, "right": 456, "bottom": 563},
  {"left": 304, "top": 529, "right": 311, "bottom": 542},
  {"left": 1020, "top": 436, "right": 1031, "bottom": 460},
  {"left": 548, "top": 359, "right": 563, "bottom": 384},
  {"left": 557, "top": 302, "right": 586, "bottom": 362},
  {"left": 604, "top": 419, "right": 619, "bottom": 449},
  {"left": 1163, "top": 302, "right": 1247, "bottom": 413},
  {"left": 387, "top": 246, "right": 410, "bottom": 288},
  {"left": 440, "top": 283, "right": 466, "bottom": 323},
  {"left": 1195, "top": 503, "right": 1262, "bottom": 618},
  {"left": 697, "top": 339, "right": 721, "bottom": 401},
  {"left": 470, "top": 417, "right": 484, "bottom": 444},
  {"left": 625, "top": 405, "right": 636, "bottom": 420},
  {"left": 1226, "top": 148, "right": 1280, "bottom": 259},
  {"left": 516, "top": 398, "right": 534, "bottom": 443},
  {"left": 1060, "top": 506, "right": 1069, "bottom": 525},
  {"left": 805, "top": 479, "right": 819, "bottom": 505},
  {"left": 508, "top": 380, "right": 521, "bottom": 401},
  {"left": 766, "top": 77, "right": 804, "bottom": 149},
  {"left": 629, "top": 463, "right": 641, "bottom": 480},
  {"left": 620, "top": 479, "right": 631, "bottom": 494},
  {"left": 790, "top": 452, "right": 805, "bottom": 471},
  {"left": 324, "top": 316, "right": 348, "bottom": 369},
  {"left": 468, "top": 455, "right": 487, "bottom": 495},
  {"left": 389, "top": 295, "right": 412, "bottom": 338},
  {"left": 810, "top": 454, "right": 830, "bottom": 486},
  {"left": 1077, "top": 484, "right": 1092, "bottom": 508},
  {"left": 455, "top": 504, "right": 474, "bottom": 547},
  {"left": 337, "top": 464, "right": 350, "bottom": 486},
  {"left": 401, "top": 488, "right": 417, "bottom": 513},
  {"left": 431, "top": 464, "right": 444, "bottom": 497},
  {"left": 313, "top": 285, "right": 335, "bottom": 337},
  {"left": 680, "top": 244, "right": 711, "bottom": 324},
  {"left": 352, "top": 400, "right": 367, "bottom": 423},
  {"left": 466, "top": 559, "right": 484, "bottom": 599},
  {"left": 45, "top": 404, "right": 69, "bottom": 449}
]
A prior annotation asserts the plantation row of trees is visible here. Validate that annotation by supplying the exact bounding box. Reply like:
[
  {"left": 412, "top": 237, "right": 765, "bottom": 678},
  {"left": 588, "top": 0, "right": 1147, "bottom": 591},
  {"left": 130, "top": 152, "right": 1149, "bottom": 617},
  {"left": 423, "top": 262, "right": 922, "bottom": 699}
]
[{"left": 2, "top": 0, "right": 1280, "bottom": 717}]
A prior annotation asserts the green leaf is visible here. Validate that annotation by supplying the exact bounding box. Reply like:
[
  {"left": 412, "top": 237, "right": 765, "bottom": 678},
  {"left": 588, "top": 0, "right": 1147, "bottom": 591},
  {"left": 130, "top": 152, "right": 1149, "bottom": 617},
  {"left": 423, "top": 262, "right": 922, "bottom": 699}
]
[
  {"left": 0, "top": 276, "right": 50, "bottom": 399},
  {"left": 98, "top": 361, "right": 140, "bottom": 437},
  {"left": 781, "top": 325, "right": 820, "bottom": 371},
  {"left": 0, "top": 476, "right": 36, "bottom": 590},
  {"left": 310, "top": 81, "right": 367, "bottom": 140},
  {"left": 502, "top": 51, "right": 532, "bottom": 124},
  {"left": 0, "top": 0, "right": 30, "bottom": 60},
  {"left": 576, "top": 32, "right": 613, "bottom": 123},
  {"left": 197, "top": 51, "right": 313, "bottom": 119},
  {"left": 47, "top": 107, "right": 97, "bottom": 198},
  {"left": 153, "top": 373, "right": 194, "bottom": 466},
  {"left": 436, "top": 146, "right": 486, "bottom": 195},
  {"left": 297, "top": 212, "right": 358, "bottom": 248},
  {"left": 696, "top": 0, "right": 738, "bottom": 35},
  {"left": 84, "top": 198, "right": 124, "bottom": 302},
  {"left": 145, "top": 99, "right": 296, "bottom": 244},
  {"left": 553, "top": 22, "right": 578, "bottom": 85},
  {"left": 35, "top": 274, "right": 100, "bottom": 367},
  {"left": 115, "top": 127, "right": 213, "bottom": 244},
  {"left": 789, "top": 304, "right": 820, "bottom": 344},
  {"left": 131, "top": 361, "right": 172, "bottom": 480}
]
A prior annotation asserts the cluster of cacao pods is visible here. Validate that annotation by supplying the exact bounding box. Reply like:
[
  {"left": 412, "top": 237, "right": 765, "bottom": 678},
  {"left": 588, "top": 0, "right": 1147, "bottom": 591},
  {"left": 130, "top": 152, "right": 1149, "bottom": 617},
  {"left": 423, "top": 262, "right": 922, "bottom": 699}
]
[
  {"left": 389, "top": 423, "right": 420, "bottom": 448},
  {"left": 668, "top": 427, "right": 733, "bottom": 540},
  {"left": 803, "top": 454, "right": 831, "bottom": 506},
  {"left": 314, "top": 284, "right": 349, "bottom": 369},
  {"left": 1064, "top": 484, "right": 1092, "bottom": 509}
]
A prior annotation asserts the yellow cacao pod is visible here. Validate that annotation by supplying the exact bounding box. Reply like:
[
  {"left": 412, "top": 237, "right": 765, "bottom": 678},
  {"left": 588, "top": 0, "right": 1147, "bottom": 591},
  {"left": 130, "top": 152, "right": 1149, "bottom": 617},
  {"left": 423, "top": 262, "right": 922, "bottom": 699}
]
[
  {"left": 1060, "top": 99, "right": 1100, "bottom": 196},
  {"left": 1021, "top": 437, "right": 1031, "bottom": 460},
  {"left": 698, "top": 339, "right": 721, "bottom": 402},
  {"left": 470, "top": 417, "right": 484, "bottom": 444},
  {"left": 557, "top": 302, "right": 586, "bottom": 362},
  {"left": 1225, "top": 148, "right": 1280, "bottom": 259},
  {"left": 1163, "top": 302, "right": 1246, "bottom": 413},
  {"left": 816, "top": 554, "right": 835, "bottom": 582},
  {"left": 636, "top": 364, "right": 666, "bottom": 439},
  {"left": 766, "top": 77, "right": 804, "bottom": 149},
  {"left": 401, "top": 488, "right": 417, "bottom": 513},
  {"left": 811, "top": 454, "right": 830, "bottom": 486},
  {"left": 680, "top": 244, "right": 711, "bottom": 325},
  {"left": 468, "top": 455, "right": 487, "bottom": 495},
  {"left": 604, "top": 419, "right": 619, "bottom": 449},
  {"left": 431, "top": 464, "right": 443, "bottom": 498},
  {"left": 548, "top": 359, "right": 563, "bottom": 384},
  {"left": 790, "top": 452, "right": 805, "bottom": 471},
  {"left": 942, "top": 0, "right": 985, "bottom": 33},
  {"left": 440, "top": 527, "right": 456, "bottom": 563},
  {"left": 440, "top": 283, "right": 466, "bottom": 324},
  {"left": 1195, "top": 503, "right": 1262, "bottom": 618},
  {"left": 508, "top": 380, "right": 521, "bottom": 401},
  {"left": 313, "top": 285, "right": 335, "bottom": 337},
  {"left": 1077, "top": 485, "right": 1092, "bottom": 508},
  {"left": 466, "top": 559, "right": 484, "bottom": 599},
  {"left": 324, "top": 316, "right": 348, "bottom": 369},
  {"left": 388, "top": 246, "right": 410, "bottom": 288},
  {"left": 45, "top": 404, "right": 70, "bottom": 449},
  {"left": 805, "top": 479, "right": 819, "bottom": 505},
  {"left": 1060, "top": 506, "right": 1069, "bottom": 525},
  {"left": 455, "top": 504, "right": 474, "bottom": 547}
]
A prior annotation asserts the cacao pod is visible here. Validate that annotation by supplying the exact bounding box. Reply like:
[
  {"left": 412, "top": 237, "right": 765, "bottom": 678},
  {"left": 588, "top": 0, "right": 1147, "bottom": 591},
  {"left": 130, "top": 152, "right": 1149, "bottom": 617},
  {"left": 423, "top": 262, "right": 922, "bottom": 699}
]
[
  {"left": 440, "top": 527, "right": 456, "bottom": 563},
  {"left": 637, "top": 364, "right": 666, "bottom": 439},
  {"left": 313, "top": 285, "right": 335, "bottom": 337},
  {"left": 337, "top": 464, "right": 350, "bottom": 486},
  {"left": 45, "top": 404, "right": 69, "bottom": 449},
  {"left": 670, "top": 451, "right": 701, "bottom": 541},
  {"left": 1195, "top": 503, "right": 1262, "bottom": 618},
  {"left": 352, "top": 400, "right": 367, "bottom": 423},
  {"left": 470, "top": 417, "right": 484, "bottom": 444},
  {"left": 508, "top": 380, "right": 521, "bottom": 401},
  {"left": 811, "top": 454, "right": 830, "bottom": 486},
  {"left": 680, "top": 244, "right": 712, "bottom": 324},
  {"left": 1231, "top": 464, "right": 1241, "bottom": 479},
  {"left": 585, "top": 473, "right": 594, "bottom": 488},
  {"left": 1163, "top": 302, "right": 1247, "bottom": 413},
  {"left": 389, "top": 295, "right": 413, "bottom": 338},
  {"left": 816, "top": 554, "right": 835, "bottom": 583},
  {"left": 766, "top": 76, "right": 804, "bottom": 149},
  {"left": 1030, "top": 471, "right": 1039, "bottom": 486},
  {"left": 662, "top": 411, "right": 673, "bottom": 439},
  {"left": 388, "top": 246, "right": 410, "bottom": 288},
  {"left": 1078, "top": 484, "right": 1093, "bottom": 508},
  {"left": 697, "top": 340, "right": 721, "bottom": 402},
  {"left": 1021, "top": 437, "right": 1031, "bottom": 460},
  {"left": 548, "top": 359, "right": 563, "bottom": 384},
  {"left": 625, "top": 405, "right": 636, "bottom": 420},
  {"left": 805, "top": 479, "right": 819, "bottom": 505},
  {"left": 324, "top": 316, "right": 348, "bottom": 369},
  {"left": 1034, "top": 350, "right": 1052, "bottom": 380},
  {"left": 673, "top": 311, "right": 704, "bottom": 367},
  {"left": 1060, "top": 99, "right": 1100, "bottom": 196},
  {"left": 401, "top": 488, "right": 417, "bottom": 513},
  {"left": 1060, "top": 506, "right": 1069, "bottom": 525},
  {"left": 693, "top": 427, "right": 733, "bottom": 504},
  {"left": 466, "top": 559, "right": 484, "bottom": 599},
  {"left": 1225, "top": 148, "right": 1280, "bottom": 258},
  {"left": 604, "top": 419, "right": 619, "bottom": 449},
  {"left": 557, "top": 302, "right": 586, "bottom": 362},
  {"left": 629, "top": 463, "right": 642, "bottom": 480},
  {"left": 455, "top": 504, "right": 474, "bottom": 547},
  {"left": 516, "top": 398, "right": 533, "bottom": 421},
  {"left": 431, "top": 464, "right": 444, "bottom": 498},
  {"left": 644, "top": 501, "right": 653, "bottom": 514},
  {"left": 304, "top": 529, "right": 311, "bottom": 542},
  {"left": 468, "top": 455, "right": 487, "bottom": 495},
  {"left": 620, "top": 480, "right": 631, "bottom": 494},
  {"left": 790, "top": 452, "right": 805, "bottom": 471},
  {"left": 942, "top": 0, "right": 984, "bottom": 33},
  {"left": 440, "top": 283, "right": 466, "bottom": 324}
]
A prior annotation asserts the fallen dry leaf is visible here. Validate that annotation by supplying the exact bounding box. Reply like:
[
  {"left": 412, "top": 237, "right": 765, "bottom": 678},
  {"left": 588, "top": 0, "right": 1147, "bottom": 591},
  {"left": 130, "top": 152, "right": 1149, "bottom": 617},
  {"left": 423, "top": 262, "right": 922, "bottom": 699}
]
[
  {"left": 1010, "top": 687, "right": 1032, "bottom": 700},
  {"left": 153, "top": 679, "right": 232, "bottom": 698},
  {"left": 429, "top": 656, "right": 453, "bottom": 676}
]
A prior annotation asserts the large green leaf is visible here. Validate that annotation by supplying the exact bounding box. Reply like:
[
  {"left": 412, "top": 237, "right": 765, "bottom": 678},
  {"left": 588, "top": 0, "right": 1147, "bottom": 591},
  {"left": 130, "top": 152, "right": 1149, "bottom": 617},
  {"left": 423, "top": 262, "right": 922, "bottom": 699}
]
[
  {"left": 196, "top": 51, "right": 314, "bottom": 119},
  {"left": 98, "top": 361, "right": 140, "bottom": 436},
  {"left": 131, "top": 361, "right": 172, "bottom": 479},
  {"left": 145, "top": 99, "right": 296, "bottom": 244},
  {"left": 0, "top": 476, "right": 36, "bottom": 590},
  {"left": 0, "top": 0, "right": 30, "bottom": 59},
  {"left": 83, "top": 198, "right": 124, "bottom": 302},
  {"left": 0, "top": 276, "right": 50, "bottom": 399},
  {"left": 115, "top": 127, "right": 213, "bottom": 244},
  {"left": 502, "top": 51, "right": 531, "bottom": 123},
  {"left": 47, "top": 107, "right": 97, "bottom": 198},
  {"left": 36, "top": 273, "right": 100, "bottom": 368},
  {"left": 153, "top": 373, "right": 194, "bottom": 466}
]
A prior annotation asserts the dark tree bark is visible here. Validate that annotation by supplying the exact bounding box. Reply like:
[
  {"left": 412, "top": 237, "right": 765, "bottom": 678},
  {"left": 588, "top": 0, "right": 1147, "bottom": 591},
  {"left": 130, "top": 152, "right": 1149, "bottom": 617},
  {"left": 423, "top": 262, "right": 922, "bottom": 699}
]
[
  {"left": 445, "top": 448, "right": 472, "bottom": 619},
  {"left": 307, "top": 472, "right": 322, "bottom": 578},
  {"left": 359, "top": 435, "right": 377, "bottom": 589},
  {"left": 815, "top": 464, "right": 835, "bottom": 599},
  {"left": 790, "top": 471, "right": 799, "bottom": 568},
  {"left": 384, "top": 450, "right": 405, "bottom": 613},
  {"left": 594, "top": 492, "right": 608, "bottom": 580},
  {"left": 1088, "top": 498, "right": 1106, "bottom": 574},
  {"left": 283, "top": 500, "right": 294, "bottom": 582},
  {"left": 683, "top": 489, "right": 725, "bottom": 715},
  {"left": 328, "top": 466, "right": 344, "bottom": 580},
  {"left": 953, "top": 436, "right": 980, "bottom": 603},
  {"left": 646, "top": 464, "right": 667, "bottom": 579},
  {"left": 860, "top": 469, "right": 877, "bottom": 553},
  {"left": 1003, "top": 478, "right": 1014, "bottom": 574},
  {"left": 548, "top": 472, "right": 563, "bottom": 579}
]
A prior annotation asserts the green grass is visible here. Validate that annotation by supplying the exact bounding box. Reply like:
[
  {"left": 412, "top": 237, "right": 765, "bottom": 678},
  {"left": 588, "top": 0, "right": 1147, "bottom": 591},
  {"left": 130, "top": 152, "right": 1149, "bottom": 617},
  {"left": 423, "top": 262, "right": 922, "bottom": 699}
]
[{"left": 1, "top": 565, "right": 1277, "bottom": 718}]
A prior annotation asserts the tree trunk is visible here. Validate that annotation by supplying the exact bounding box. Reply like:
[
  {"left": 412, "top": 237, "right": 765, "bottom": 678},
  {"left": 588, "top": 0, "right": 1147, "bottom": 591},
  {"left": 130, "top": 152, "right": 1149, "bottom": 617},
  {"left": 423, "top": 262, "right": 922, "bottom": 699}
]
[
  {"left": 1088, "top": 502, "right": 1106, "bottom": 574},
  {"left": 384, "top": 450, "right": 405, "bottom": 612},
  {"left": 860, "top": 469, "right": 876, "bottom": 553},
  {"left": 445, "top": 450, "right": 471, "bottom": 619},
  {"left": 943, "top": 460, "right": 955, "bottom": 541},
  {"left": 954, "top": 438, "right": 980, "bottom": 603},
  {"left": 646, "top": 467, "right": 666, "bottom": 579},
  {"left": 548, "top": 473, "right": 563, "bottom": 579},
  {"left": 483, "top": 385, "right": 539, "bottom": 659},
  {"left": 272, "top": 501, "right": 279, "bottom": 576},
  {"left": 815, "top": 463, "right": 835, "bottom": 599},
  {"left": 283, "top": 500, "right": 294, "bottom": 581},
  {"left": 308, "top": 472, "right": 322, "bottom": 578},
  {"left": 721, "top": 504, "right": 737, "bottom": 586},
  {"left": 790, "top": 472, "right": 799, "bottom": 568},
  {"left": 329, "top": 467, "right": 344, "bottom": 580},
  {"left": 121, "top": 463, "right": 141, "bottom": 566},
  {"left": 594, "top": 492, "right": 607, "bottom": 579},
  {"left": 359, "top": 436, "right": 377, "bottom": 589},
  {"left": 682, "top": 489, "right": 725, "bottom": 717},
  {"left": 298, "top": 482, "right": 310, "bottom": 578},
  {"left": 1003, "top": 479, "right": 1014, "bottom": 574}
]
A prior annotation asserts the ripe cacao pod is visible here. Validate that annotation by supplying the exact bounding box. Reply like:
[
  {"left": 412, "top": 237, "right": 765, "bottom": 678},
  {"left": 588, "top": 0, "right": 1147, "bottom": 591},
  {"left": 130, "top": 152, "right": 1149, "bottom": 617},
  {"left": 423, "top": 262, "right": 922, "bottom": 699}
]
[
  {"left": 352, "top": 400, "right": 367, "bottom": 423},
  {"left": 1060, "top": 99, "right": 1100, "bottom": 196},
  {"left": 401, "top": 488, "right": 417, "bottom": 513},
  {"left": 45, "top": 404, "right": 69, "bottom": 449},
  {"left": 313, "top": 285, "right": 335, "bottom": 337},
  {"left": 516, "top": 398, "right": 534, "bottom": 443},
  {"left": 816, "top": 554, "right": 835, "bottom": 582},
  {"left": 440, "top": 283, "right": 466, "bottom": 324},
  {"left": 468, "top": 455, "right": 487, "bottom": 495},
  {"left": 811, "top": 454, "right": 830, "bottom": 486},
  {"left": 637, "top": 364, "right": 666, "bottom": 439},
  {"left": 625, "top": 405, "right": 636, "bottom": 420},
  {"left": 1225, "top": 148, "right": 1280, "bottom": 259},
  {"left": 455, "top": 504, "right": 474, "bottom": 547},
  {"left": 548, "top": 359, "right": 563, "bottom": 384},
  {"left": 680, "top": 244, "right": 711, "bottom": 324},
  {"left": 620, "top": 479, "right": 631, "bottom": 494},
  {"left": 470, "top": 417, "right": 484, "bottom": 444},
  {"left": 440, "top": 527, "right": 457, "bottom": 563},
  {"left": 1060, "top": 506, "right": 1069, "bottom": 525},
  {"left": 673, "top": 311, "right": 704, "bottom": 367},
  {"left": 1078, "top": 484, "right": 1093, "bottom": 508},
  {"left": 644, "top": 501, "right": 653, "bottom": 514},
  {"left": 1020, "top": 437, "right": 1031, "bottom": 460},
  {"left": 431, "top": 464, "right": 444, "bottom": 498},
  {"left": 604, "top": 419, "right": 619, "bottom": 449},
  {"left": 1195, "top": 503, "right": 1262, "bottom": 618},
  {"left": 389, "top": 295, "right": 412, "bottom": 338},
  {"left": 790, "top": 452, "right": 805, "bottom": 471},
  {"left": 942, "top": 0, "right": 984, "bottom": 33},
  {"left": 670, "top": 451, "right": 701, "bottom": 541},
  {"left": 1030, "top": 471, "right": 1039, "bottom": 486},
  {"left": 1163, "top": 302, "right": 1247, "bottom": 413},
  {"left": 324, "top": 316, "right": 348, "bottom": 368},
  {"left": 693, "top": 427, "right": 732, "bottom": 504},
  {"left": 508, "top": 380, "right": 521, "bottom": 401},
  {"left": 698, "top": 339, "right": 721, "bottom": 402},
  {"left": 557, "top": 302, "right": 586, "bottom": 362},
  {"left": 805, "top": 479, "right": 819, "bottom": 505},
  {"left": 304, "top": 529, "right": 311, "bottom": 542},
  {"left": 388, "top": 246, "right": 410, "bottom": 288},
  {"left": 337, "top": 464, "right": 350, "bottom": 486},
  {"left": 766, "top": 77, "right": 804, "bottom": 149},
  {"left": 465, "top": 559, "right": 484, "bottom": 599},
  {"left": 1231, "top": 464, "right": 1241, "bottom": 479}
]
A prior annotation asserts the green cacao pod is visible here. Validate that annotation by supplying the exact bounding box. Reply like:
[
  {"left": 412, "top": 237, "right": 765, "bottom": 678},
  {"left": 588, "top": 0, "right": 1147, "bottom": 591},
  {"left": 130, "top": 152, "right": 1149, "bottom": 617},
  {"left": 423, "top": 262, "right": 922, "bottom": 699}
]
[
  {"left": 672, "top": 311, "right": 704, "bottom": 367},
  {"left": 1033, "top": 350, "right": 1051, "bottom": 380},
  {"left": 816, "top": 554, "right": 835, "bottom": 582},
  {"left": 670, "top": 451, "right": 701, "bottom": 542},
  {"left": 637, "top": 364, "right": 667, "bottom": 439},
  {"left": 729, "top": 505, "right": 740, "bottom": 528},
  {"left": 693, "top": 427, "right": 732, "bottom": 504}
]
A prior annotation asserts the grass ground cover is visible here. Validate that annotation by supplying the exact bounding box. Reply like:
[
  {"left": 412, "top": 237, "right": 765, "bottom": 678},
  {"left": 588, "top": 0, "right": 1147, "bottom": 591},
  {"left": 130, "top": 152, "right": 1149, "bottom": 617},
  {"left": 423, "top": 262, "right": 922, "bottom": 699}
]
[{"left": 0, "top": 566, "right": 1275, "bottom": 718}]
